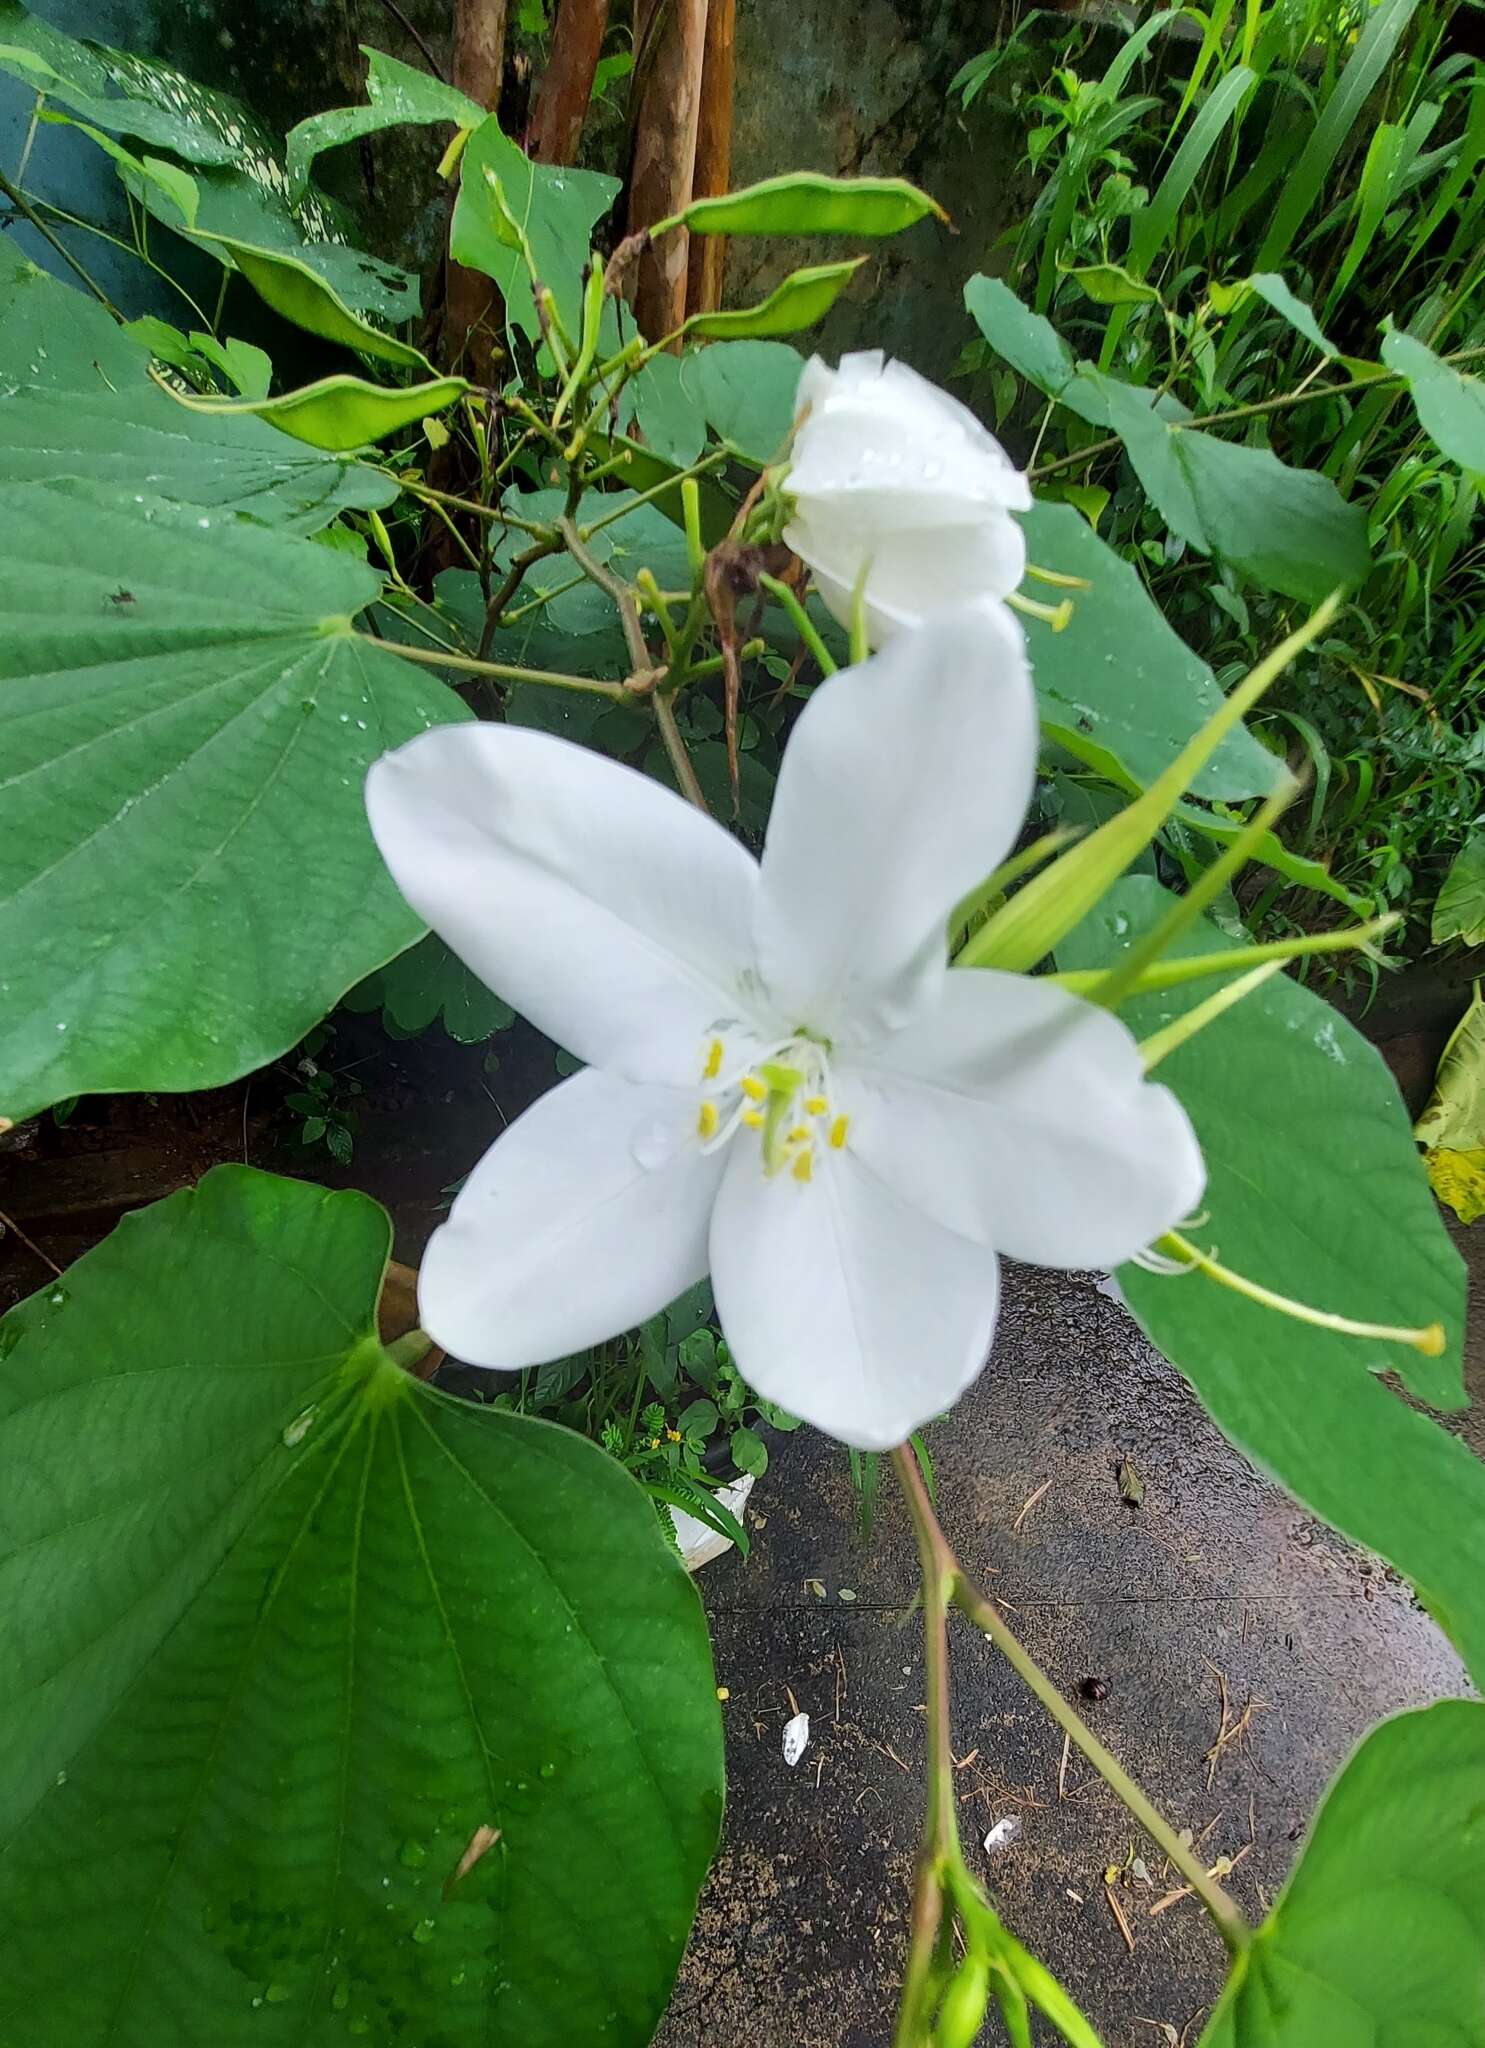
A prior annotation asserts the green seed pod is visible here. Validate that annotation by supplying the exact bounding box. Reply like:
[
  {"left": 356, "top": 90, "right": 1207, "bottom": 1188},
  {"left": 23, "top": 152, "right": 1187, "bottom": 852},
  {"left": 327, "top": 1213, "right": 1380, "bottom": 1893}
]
[{"left": 934, "top": 1953, "right": 991, "bottom": 2048}]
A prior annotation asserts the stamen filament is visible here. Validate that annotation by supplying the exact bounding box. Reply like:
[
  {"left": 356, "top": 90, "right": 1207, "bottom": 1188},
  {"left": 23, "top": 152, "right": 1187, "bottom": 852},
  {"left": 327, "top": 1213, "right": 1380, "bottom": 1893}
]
[
  {"left": 1158, "top": 1229, "right": 1446, "bottom": 1356},
  {"left": 1007, "top": 590, "right": 1074, "bottom": 631}
]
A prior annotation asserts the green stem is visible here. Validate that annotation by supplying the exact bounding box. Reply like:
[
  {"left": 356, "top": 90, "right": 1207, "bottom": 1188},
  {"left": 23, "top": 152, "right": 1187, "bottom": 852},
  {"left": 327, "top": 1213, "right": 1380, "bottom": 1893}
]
[
  {"left": 358, "top": 633, "right": 627, "bottom": 700},
  {"left": 891, "top": 1447, "right": 1250, "bottom": 1959},
  {"left": 654, "top": 691, "right": 710, "bottom": 812},
  {"left": 558, "top": 515, "right": 654, "bottom": 675},
  {"left": 578, "top": 451, "right": 728, "bottom": 540},
  {"left": 1028, "top": 343, "right": 1485, "bottom": 482},
  {"left": 758, "top": 573, "right": 838, "bottom": 675},
  {"left": 0, "top": 167, "right": 119, "bottom": 311},
  {"left": 393, "top": 477, "right": 554, "bottom": 538}
]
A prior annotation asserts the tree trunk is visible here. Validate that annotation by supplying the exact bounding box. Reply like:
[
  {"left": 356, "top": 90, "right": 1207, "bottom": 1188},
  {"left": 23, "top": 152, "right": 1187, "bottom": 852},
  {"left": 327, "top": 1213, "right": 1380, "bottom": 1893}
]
[
  {"left": 527, "top": 0, "right": 612, "bottom": 164},
  {"left": 444, "top": 0, "right": 509, "bottom": 382},
  {"left": 627, "top": 0, "right": 709, "bottom": 344},
  {"left": 685, "top": 0, "right": 735, "bottom": 316}
]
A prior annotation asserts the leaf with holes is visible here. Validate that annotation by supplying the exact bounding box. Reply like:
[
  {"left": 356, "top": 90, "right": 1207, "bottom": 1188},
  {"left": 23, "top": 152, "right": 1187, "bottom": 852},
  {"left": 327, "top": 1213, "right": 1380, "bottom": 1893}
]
[
  {"left": 1059, "top": 879, "right": 1482, "bottom": 1681},
  {"left": 0, "top": 1164, "right": 723, "bottom": 2047},
  {"left": 1200, "top": 1702, "right": 1485, "bottom": 2045},
  {"left": 0, "top": 484, "right": 469, "bottom": 1122}
]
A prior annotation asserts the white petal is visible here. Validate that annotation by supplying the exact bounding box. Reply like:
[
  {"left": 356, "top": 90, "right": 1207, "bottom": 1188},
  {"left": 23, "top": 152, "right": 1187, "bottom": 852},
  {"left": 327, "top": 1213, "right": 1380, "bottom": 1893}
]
[
  {"left": 366, "top": 724, "right": 762, "bottom": 1085},
  {"left": 785, "top": 510, "right": 1027, "bottom": 641},
  {"left": 788, "top": 352, "right": 1031, "bottom": 529},
  {"left": 753, "top": 607, "right": 1037, "bottom": 1043},
  {"left": 709, "top": 1142, "right": 1000, "bottom": 1451},
  {"left": 419, "top": 1069, "right": 726, "bottom": 1369},
  {"left": 851, "top": 971, "right": 1206, "bottom": 1268}
]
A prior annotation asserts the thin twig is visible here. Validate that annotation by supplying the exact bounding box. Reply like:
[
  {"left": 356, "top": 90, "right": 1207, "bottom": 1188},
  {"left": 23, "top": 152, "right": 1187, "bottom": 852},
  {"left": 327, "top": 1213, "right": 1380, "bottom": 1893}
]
[
  {"left": 0, "top": 1207, "right": 61, "bottom": 1278},
  {"left": 0, "top": 168, "right": 119, "bottom": 311},
  {"left": 653, "top": 691, "right": 710, "bottom": 812},
  {"left": 357, "top": 632, "right": 627, "bottom": 699},
  {"left": 374, "top": 0, "right": 449, "bottom": 77}
]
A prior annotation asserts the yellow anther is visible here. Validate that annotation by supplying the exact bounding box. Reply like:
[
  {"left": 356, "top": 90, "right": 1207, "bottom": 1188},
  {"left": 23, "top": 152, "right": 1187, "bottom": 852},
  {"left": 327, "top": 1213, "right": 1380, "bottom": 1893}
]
[
  {"left": 804, "top": 1095, "right": 828, "bottom": 1115},
  {"left": 703, "top": 1038, "right": 724, "bottom": 1080},
  {"left": 792, "top": 1150, "right": 814, "bottom": 1183},
  {"left": 829, "top": 1114, "right": 850, "bottom": 1149},
  {"left": 697, "top": 1101, "right": 719, "bottom": 1140},
  {"left": 740, "top": 1074, "right": 767, "bottom": 1102},
  {"left": 741, "top": 1108, "right": 765, "bottom": 1129},
  {"left": 787, "top": 1124, "right": 812, "bottom": 1145}
]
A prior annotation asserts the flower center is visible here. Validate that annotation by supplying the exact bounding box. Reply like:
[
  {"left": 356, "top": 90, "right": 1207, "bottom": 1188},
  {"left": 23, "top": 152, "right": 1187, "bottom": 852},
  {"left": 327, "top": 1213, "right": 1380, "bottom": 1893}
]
[{"left": 695, "top": 1032, "right": 849, "bottom": 1183}]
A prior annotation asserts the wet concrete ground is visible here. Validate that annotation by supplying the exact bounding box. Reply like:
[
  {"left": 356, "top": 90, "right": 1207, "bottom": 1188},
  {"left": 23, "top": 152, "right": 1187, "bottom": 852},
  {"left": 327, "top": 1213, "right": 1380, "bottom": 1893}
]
[{"left": 658, "top": 1241, "right": 1483, "bottom": 2048}]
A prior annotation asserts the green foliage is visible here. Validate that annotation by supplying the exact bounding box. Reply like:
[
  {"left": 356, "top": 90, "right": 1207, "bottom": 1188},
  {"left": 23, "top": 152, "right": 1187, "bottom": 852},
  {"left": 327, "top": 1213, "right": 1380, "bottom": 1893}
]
[
  {"left": 1382, "top": 327, "right": 1485, "bottom": 474},
  {"left": 0, "top": 484, "right": 467, "bottom": 1122},
  {"left": 345, "top": 934, "right": 516, "bottom": 1044},
  {"left": 678, "top": 337, "right": 805, "bottom": 463},
  {"left": 0, "top": 1166, "right": 723, "bottom": 2047},
  {"left": 285, "top": 46, "right": 485, "bottom": 201},
  {"left": 682, "top": 256, "right": 865, "bottom": 340},
  {"left": 1062, "top": 879, "right": 1485, "bottom": 1685},
  {"left": 1433, "top": 834, "right": 1485, "bottom": 946},
  {"left": 451, "top": 114, "right": 619, "bottom": 346},
  {"left": 1201, "top": 1701, "right": 1485, "bottom": 2045}
]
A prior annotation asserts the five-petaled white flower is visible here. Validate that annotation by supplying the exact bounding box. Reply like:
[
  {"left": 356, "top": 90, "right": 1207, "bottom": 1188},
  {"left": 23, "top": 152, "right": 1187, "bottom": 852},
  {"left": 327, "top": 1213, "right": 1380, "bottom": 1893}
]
[
  {"left": 783, "top": 352, "right": 1032, "bottom": 647},
  {"left": 366, "top": 609, "right": 1204, "bottom": 1450}
]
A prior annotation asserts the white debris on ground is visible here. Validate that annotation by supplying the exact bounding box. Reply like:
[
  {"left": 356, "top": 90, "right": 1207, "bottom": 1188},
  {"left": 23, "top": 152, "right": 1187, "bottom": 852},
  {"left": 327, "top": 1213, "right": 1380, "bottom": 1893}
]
[
  {"left": 983, "top": 1815, "right": 1022, "bottom": 1853},
  {"left": 782, "top": 1711, "right": 811, "bottom": 1768}
]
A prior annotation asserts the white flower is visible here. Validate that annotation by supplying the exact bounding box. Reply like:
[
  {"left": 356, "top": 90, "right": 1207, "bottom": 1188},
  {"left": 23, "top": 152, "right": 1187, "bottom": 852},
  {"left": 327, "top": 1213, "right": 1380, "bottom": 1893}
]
[
  {"left": 783, "top": 351, "right": 1032, "bottom": 646},
  {"left": 365, "top": 609, "right": 1203, "bottom": 1452}
]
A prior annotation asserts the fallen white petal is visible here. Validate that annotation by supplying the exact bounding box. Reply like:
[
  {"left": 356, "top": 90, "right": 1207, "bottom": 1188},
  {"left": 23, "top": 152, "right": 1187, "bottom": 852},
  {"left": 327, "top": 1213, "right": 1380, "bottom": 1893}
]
[{"left": 782, "top": 1712, "right": 811, "bottom": 1767}]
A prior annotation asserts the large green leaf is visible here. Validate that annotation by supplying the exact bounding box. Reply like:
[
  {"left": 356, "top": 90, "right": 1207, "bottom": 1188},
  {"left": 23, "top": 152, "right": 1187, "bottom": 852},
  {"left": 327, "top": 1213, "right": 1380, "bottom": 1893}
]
[
  {"left": 623, "top": 352, "right": 707, "bottom": 467},
  {"left": 450, "top": 115, "right": 619, "bottom": 346},
  {"left": 0, "top": 1165, "right": 723, "bottom": 2047},
  {"left": 1096, "top": 382, "right": 1371, "bottom": 602},
  {"left": 0, "top": 381, "right": 399, "bottom": 531},
  {"left": 678, "top": 338, "right": 804, "bottom": 465},
  {"left": 1382, "top": 329, "right": 1485, "bottom": 476},
  {"left": 1200, "top": 1701, "right": 1485, "bottom": 2045},
  {"left": 1060, "top": 879, "right": 1484, "bottom": 1680},
  {"left": 1019, "top": 499, "right": 1281, "bottom": 800},
  {"left": 0, "top": 240, "right": 146, "bottom": 390},
  {"left": 0, "top": 484, "right": 468, "bottom": 1122},
  {"left": 1432, "top": 831, "right": 1485, "bottom": 946},
  {"left": 286, "top": 46, "right": 485, "bottom": 201}
]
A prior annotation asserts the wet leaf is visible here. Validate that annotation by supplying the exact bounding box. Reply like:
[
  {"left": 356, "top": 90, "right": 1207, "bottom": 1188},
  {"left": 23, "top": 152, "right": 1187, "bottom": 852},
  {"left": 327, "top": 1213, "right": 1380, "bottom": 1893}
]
[
  {"left": 1201, "top": 1702, "right": 1485, "bottom": 2045},
  {"left": 0, "top": 484, "right": 466, "bottom": 1120},
  {"left": 286, "top": 46, "right": 484, "bottom": 200},
  {"left": 0, "top": 1166, "right": 722, "bottom": 2046},
  {"left": 678, "top": 338, "right": 804, "bottom": 465}
]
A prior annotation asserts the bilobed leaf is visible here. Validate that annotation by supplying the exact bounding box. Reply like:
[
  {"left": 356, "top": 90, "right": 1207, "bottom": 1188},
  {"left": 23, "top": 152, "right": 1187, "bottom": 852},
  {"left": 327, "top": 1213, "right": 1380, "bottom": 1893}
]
[
  {"left": 1382, "top": 328, "right": 1485, "bottom": 475},
  {"left": 0, "top": 1165, "right": 723, "bottom": 2047},
  {"left": 157, "top": 370, "right": 470, "bottom": 452},
  {"left": 0, "top": 484, "right": 468, "bottom": 1122},
  {"left": 1200, "top": 1702, "right": 1485, "bottom": 2046},
  {"left": 1096, "top": 381, "right": 1370, "bottom": 602},
  {"left": 963, "top": 274, "right": 1110, "bottom": 426},
  {"left": 1432, "top": 833, "right": 1485, "bottom": 946},
  {"left": 451, "top": 114, "right": 619, "bottom": 345},
  {"left": 1019, "top": 500, "right": 1281, "bottom": 800},
  {"left": 1062, "top": 880, "right": 1485, "bottom": 1684},
  {"left": 684, "top": 258, "right": 865, "bottom": 340},
  {"left": 1063, "top": 259, "right": 1160, "bottom": 305},
  {"left": 678, "top": 338, "right": 804, "bottom": 465},
  {"left": 345, "top": 933, "right": 516, "bottom": 1043},
  {"left": 678, "top": 169, "right": 945, "bottom": 237},
  {"left": 286, "top": 45, "right": 484, "bottom": 200},
  {"left": 0, "top": 381, "right": 398, "bottom": 532}
]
